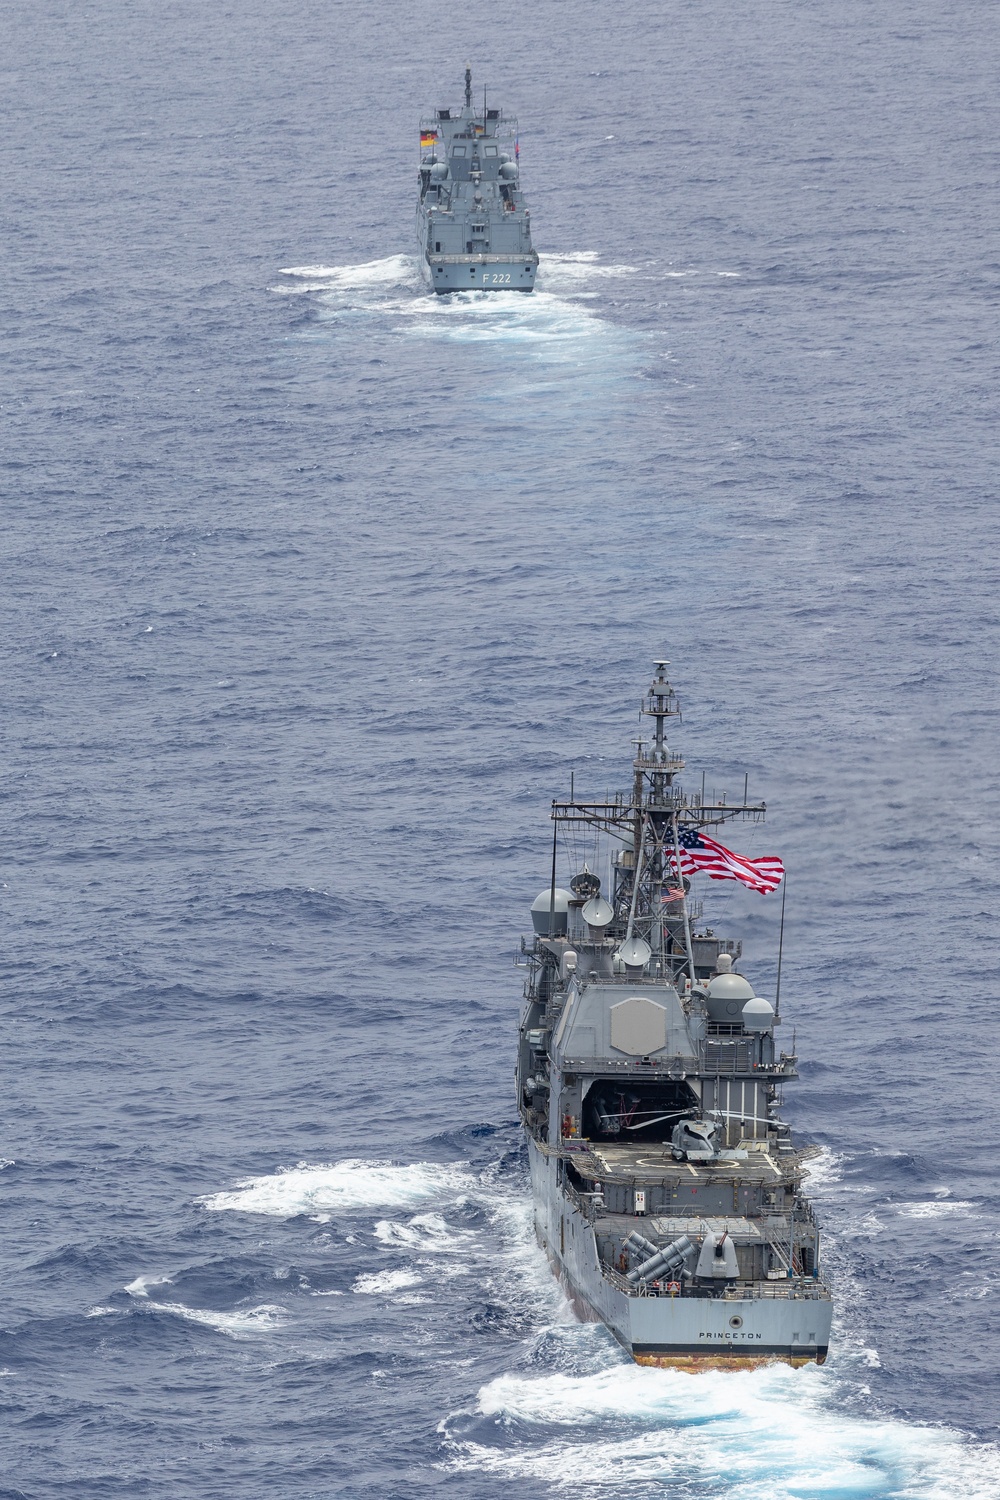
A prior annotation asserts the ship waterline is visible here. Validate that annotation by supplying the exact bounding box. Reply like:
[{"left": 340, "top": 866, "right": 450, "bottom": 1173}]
[{"left": 516, "top": 666, "right": 833, "bottom": 1367}]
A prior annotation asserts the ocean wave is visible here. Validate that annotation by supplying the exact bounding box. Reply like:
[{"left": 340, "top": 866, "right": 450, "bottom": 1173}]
[
  {"left": 95, "top": 1290, "right": 286, "bottom": 1338},
  {"left": 146, "top": 1301, "right": 286, "bottom": 1337},
  {"left": 123, "top": 1273, "right": 174, "bottom": 1298},
  {"left": 271, "top": 250, "right": 636, "bottom": 355},
  {"left": 352, "top": 1267, "right": 422, "bottom": 1295},
  {"left": 798, "top": 1146, "right": 845, "bottom": 1195},
  {"left": 373, "top": 1210, "right": 479, "bottom": 1253},
  {"left": 401, "top": 289, "right": 608, "bottom": 346},
  {"left": 895, "top": 1199, "right": 977, "bottom": 1219},
  {"left": 274, "top": 253, "right": 421, "bottom": 293},
  {"left": 198, "top": 1158, "right": 474, "bottom": 1220},
  {"left": 537, "top": 252, "right": 637, "bottom": 286},
  {"left": 442, "top": 1361, "right": 1000, "bottom": 1497}
]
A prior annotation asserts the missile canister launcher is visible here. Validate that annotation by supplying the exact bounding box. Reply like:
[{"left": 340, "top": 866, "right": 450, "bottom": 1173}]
[
  {"left": 417, "top": 66, "right": 538, "bottom": 293},
  {"left": 516, "top": 666, "right": 833, "bottom": 1367}
]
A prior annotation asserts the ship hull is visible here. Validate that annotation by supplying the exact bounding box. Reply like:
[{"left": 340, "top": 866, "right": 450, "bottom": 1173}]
[
  {"left": 421, "top": 251, "right": 538, "bottom": 294},
  {"left": 528, "top": 1139, "right": 831, "bottom": 1369}
]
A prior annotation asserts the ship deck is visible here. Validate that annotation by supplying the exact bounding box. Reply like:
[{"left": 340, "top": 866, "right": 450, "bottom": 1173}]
[
  {"left": 578, "top": 1143, "right": 789, "bottom": 1186},
  {"left": 598, "top": 1213, "right": 767, "bottom": 1238}
]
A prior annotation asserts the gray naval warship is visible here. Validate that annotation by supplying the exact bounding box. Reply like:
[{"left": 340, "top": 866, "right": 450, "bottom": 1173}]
[
  {"left": 516, "top": 666, "right": 833, "bottom": 1368},
  {"left": 417, "top": 67, "right": 538, "bottom": 293}
]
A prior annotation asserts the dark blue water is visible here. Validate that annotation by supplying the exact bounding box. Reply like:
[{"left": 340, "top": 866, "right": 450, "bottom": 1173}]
[{"left": 3, "top": 1, "right": 1000, "bottom": 1494}]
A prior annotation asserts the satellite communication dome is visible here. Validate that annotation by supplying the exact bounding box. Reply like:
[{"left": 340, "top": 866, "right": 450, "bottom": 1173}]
[
  {"left": 705, "top": 971, "right": 755, "bottom": 1020},
  {"left": 530, "top": 888, "right": 573, "bottom": 936},
  {"left": 742, "top": 997, "right": 775, "bottom": 1032}
]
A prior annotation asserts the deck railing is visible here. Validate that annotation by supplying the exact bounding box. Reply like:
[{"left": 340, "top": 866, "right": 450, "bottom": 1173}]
[{"left": 598, "top": 1260, "right": 830, "bottom": 1301}]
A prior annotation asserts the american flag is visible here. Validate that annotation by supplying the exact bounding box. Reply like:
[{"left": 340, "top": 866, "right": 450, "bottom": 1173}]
[{"left": 668, "top": 826, "right": 784, "bottom": 895}]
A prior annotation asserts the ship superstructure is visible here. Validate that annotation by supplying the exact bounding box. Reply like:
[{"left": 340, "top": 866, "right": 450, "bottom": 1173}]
[
  {"left": 416, "top": 66, "right": 538, "bottom": 293},
  {"left": 516, "top": 666, "right": 833, "bottom": 1367}
]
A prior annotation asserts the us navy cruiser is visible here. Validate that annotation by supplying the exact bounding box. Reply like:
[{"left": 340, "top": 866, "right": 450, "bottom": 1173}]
[
  {"left": 516, "top": 666, "right": 833, "bottom": 1367},
  {"left": 417, "top": 66, "right": 538, "bottom": 293}
]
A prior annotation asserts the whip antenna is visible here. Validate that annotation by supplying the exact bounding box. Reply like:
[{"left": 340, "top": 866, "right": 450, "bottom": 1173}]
[
  {"left": 775, "top": 874, "right": 787, "bottom": 1020},
  {"left": 548, "top": 813, "right": 558, "bottom": 937}
]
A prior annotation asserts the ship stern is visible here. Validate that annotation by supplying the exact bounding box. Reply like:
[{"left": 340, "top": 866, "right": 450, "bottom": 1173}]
[
  {"left": 425, "top": 252, "right": 538, "bottom": 293},
  {"left": 624, "top": 1291, "right": 831, "bottom": 1370}
]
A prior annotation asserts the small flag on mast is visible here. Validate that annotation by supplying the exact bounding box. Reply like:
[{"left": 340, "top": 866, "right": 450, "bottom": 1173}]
[{"left": 668, "top": 827, "right": 784, "bottom": 895}]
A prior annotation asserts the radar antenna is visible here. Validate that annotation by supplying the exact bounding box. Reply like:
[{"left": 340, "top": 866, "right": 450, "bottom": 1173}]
[
  {"left": 465, "top": 63, "right": 472, "bottom": 109},
  {"left": 548, "top": 663, "right": 768, "bottom": 989}
]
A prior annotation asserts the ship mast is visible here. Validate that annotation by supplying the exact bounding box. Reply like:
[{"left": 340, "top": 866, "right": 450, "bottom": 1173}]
[
  {"left": 634, "top": 663, "right": 692, "bottom": 980},
  {"left": 550, "top": 664, "right": 767, "bottom": 986},
  {"left": 465, "top": 63, "right": 472, "bottom": 110}
]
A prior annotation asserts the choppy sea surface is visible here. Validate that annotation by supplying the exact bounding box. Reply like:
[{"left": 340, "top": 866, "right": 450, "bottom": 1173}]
[{"left": 3, "top": 1, "right": 1000, "bottom": 1495}]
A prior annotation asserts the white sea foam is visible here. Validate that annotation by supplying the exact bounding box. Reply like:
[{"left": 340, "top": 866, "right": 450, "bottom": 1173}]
[
  {"left": 401, "top": 289, "right": 609, "bottom": 347},
  {"left": 275, "top": 254, "right": 420, "bottom": 294},
  {"left": 476, "top": 1189, "right": 575, "bottom": 1325},
  {"left": 120, "top": 1273, "right": 285, "bottom": 1334},
  {"left": 537, "top": 251, "right": 636, "bottom": 286},
  {"left": 796, "top": 1145, "right": 844, "bottom": 1196},
  {"left": 271, "top": 249, "right": 635, "bottom": 356},
  {"left": 948, "top": 1270, "right": 999, "bottom": 1302},
  {"left": 353, "top": 1267, "right": 422, "bottom": 1296},
  {"left": 124, "top": 1274, "right": 173, "bottom": 1298},
  {"left": 199, "top": 1159, "right": 472, "bottom": 1220},
  {"left": 90, "top": 1297, "right": 284, "bottom": 1336},
  {"left": 895, "top": 1199, "right": 976, "bottom": 1219},
  {"left": 374, "top": 1211, "right": 479, "bottom": 1254},
  {"left": 151, "top": 1301, "right": 286, "bottom": 1336},
  {"left": 334, "top": 1175, "right": 571, "bottom": 1322},
  {"left": 277, "top": 250, "right": 631, "bottom": 297},
  {"left": 846, "top": 1209, "right": 886, "bottom": 1236},
  {"left": 443, "top": 1361, "right": 1000, "bottom": 1497}
]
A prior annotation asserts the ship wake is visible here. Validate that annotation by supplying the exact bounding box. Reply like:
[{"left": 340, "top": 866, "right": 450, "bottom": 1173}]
[
  {"left": 274, "top": 252, "right": 637, "bottom": 350},
  {"left": 187, "top": 1151, "right": 999, "bottom": 1496},
  {"left": 440, "top": 1358, "right": 1000, "bottom": 1498}
]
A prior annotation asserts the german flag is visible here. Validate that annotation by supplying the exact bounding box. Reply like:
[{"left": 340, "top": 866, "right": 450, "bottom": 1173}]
[{"left": 420, "top": 130, "right": 437, "bottom": 148}]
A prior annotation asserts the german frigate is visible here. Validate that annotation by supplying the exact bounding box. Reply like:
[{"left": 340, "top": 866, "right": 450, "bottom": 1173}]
[
  {"left": 516, "top": 666, "right": 833, "bottom": 1367},
  {"left": 416, "top": 67, "right": 538, "bottom": 293}
]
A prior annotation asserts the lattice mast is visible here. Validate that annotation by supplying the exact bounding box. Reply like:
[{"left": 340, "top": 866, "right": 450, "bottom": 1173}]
[{"left": 551, "top": 664, "right": 766, "bottom": 986}]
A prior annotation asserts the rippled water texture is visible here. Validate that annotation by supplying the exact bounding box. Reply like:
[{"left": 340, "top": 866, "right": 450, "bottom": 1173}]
[{"left": 3, "top": 0, "right": 1000, "bottom": 1495}]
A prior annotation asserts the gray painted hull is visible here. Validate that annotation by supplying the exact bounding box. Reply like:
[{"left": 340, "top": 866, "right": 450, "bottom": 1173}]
[
  {"left": 528, "top": 1140, "right": 832, "bottom": 1367},
  {"left": 422, "top": 252, "right": 537, "bottom": 294}
]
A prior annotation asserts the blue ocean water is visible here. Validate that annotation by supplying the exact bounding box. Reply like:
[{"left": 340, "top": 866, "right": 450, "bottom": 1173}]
[{"left": 3, "top": 0, "right": 1000, "bottom": 1494}]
